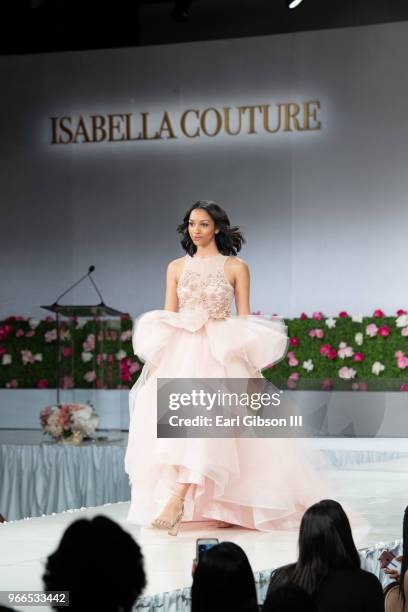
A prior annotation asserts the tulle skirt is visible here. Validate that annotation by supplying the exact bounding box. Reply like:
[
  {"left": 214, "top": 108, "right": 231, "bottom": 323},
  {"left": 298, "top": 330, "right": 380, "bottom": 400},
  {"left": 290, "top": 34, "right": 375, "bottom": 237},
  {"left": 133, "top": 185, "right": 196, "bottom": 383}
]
[{"left": 124, "top": 309, "right": 327, "bottom": 531}]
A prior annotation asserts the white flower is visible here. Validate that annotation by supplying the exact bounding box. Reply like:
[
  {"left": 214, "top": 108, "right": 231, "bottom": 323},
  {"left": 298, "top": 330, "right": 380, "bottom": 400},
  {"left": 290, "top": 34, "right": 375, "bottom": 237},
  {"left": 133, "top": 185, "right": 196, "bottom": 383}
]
[
  {"left": 355, "top": 332, "right": 363, "bottom": 346},
  {"left": 116, "top": 349, "right": 127, "bottom": 360},
  {"left": 2, "top": 354, "right": 12, "bottom": 365},
  {"left": 325, "top": 317, "right": 336, "bottom": 328},
  {"left": 34, "top": 353, "right": 43, "bottom": 362},
  {"left": 76, "top": 319, "right": 87, "bottom": 329},
  {"left": 338, "top": 342, "right": 354, "bottom": 359},
  {"left": 396, "top": 314, "right": 408, "bottom": 328},
  {"left": 81, "top": 352, "right": 93, "bottom": 363},
  {"left": 28, "top": 318, "right": 40, "bottom": 329},
  {"left": 302, "top": 359, "right": 314, "bottom": 372},
  {"left": 338, "top": 366, "right": 356, "bottom": 380},
  {"left": 352, "top": 314, "right": 363, "bottom": 323},
  {"left": 372, "top": 361, "right": 385, "bottom": 376}
]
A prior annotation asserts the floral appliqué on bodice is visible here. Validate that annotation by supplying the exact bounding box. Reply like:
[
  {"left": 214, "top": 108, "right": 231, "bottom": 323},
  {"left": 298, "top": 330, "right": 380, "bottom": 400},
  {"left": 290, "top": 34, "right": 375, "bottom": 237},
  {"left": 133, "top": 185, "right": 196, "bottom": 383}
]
[{"left": 176, "top": 253, "right": 235, "bottom": 319}]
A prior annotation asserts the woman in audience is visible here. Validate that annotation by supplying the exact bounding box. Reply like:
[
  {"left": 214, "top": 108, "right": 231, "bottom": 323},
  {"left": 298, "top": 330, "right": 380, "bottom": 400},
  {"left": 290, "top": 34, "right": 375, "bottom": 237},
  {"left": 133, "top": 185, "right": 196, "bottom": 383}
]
[
  {"left": 263, "top": 584, "right": 317, "bottom": 611},
  {"left": 191, "top": 541, "right": 258, "bottom": 611},
  {"left": 266, "top": 499, "right": 384, "bottom": 612},
  {"left": 382, "top": 505, "right": 408, "bottom": 610},
  {"left": 42, "top": 515, "right": 146, "bottom": 611}
]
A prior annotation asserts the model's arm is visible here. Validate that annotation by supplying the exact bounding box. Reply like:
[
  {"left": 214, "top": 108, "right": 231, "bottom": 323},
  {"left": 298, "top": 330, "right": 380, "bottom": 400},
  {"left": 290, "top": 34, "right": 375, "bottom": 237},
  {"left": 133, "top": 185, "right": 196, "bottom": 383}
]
[
  {"left": 164, "top": 260, "right": 179, "bottom": 312},
  {"left": 233, "top": 259, "right": 251, "bottom": 316}
]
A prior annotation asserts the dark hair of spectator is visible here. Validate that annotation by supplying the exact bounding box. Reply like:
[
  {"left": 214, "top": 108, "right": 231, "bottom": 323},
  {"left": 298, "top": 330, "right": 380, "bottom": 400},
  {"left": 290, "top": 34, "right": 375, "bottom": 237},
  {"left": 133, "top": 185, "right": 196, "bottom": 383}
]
[
  {"left": 399, "top": 506, "right": 408, "bottom": 606},
  {"left": 42, "top": 515, "right": 146, "bottom": 611},
  {"left": 177, "top": 200, "right": 245, "bottom": 257},
  {"left": 191, "top": 541, "right": 258, "bottom": 612},
  {"left": 263, "top": 584, "right": 318, "bottom": 612}
]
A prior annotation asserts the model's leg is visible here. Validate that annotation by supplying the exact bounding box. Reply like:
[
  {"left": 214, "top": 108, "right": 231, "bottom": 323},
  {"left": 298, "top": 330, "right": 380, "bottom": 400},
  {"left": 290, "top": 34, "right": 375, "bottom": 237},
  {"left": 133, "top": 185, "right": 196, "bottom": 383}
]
[{"left": 152, "top": 482, "right": 191, "bottom": 528}]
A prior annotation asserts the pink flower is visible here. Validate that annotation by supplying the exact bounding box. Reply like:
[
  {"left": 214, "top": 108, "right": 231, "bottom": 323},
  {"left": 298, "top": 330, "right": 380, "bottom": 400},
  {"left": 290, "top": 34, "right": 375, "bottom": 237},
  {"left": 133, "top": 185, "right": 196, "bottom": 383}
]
[
  {"left": 300, "top": 312, "right": 308, "bottom": 320},
  {"left": 62, "top": 347, "right": 72, "bottom": 358},
  {"left": 37, "top": 379, "right": 49, "bottom": 388},
  {"left": 309, "top": 328, "right": 324, "bottom": 339},
  {"left": 312, "top": 311, "right": 324, "bottom": 321},
  {"left": 287, "top": 372, "right": 299, "bottom": 389},
  {"left": 378, "top": 325, "right": 391, "bottom": 337},
  {"left": 107, "top": 355, "right": 114, "bottom": 363},
  {"left": 402, "top": 327, "right": 408, "bottom": 337},
  {"left": 338, "top": 311, "right": 349, "bottom": 318},
  {"left": 62, "top": 376, "right": 74, "bottom": 389},
  {"left": 322, "top": 378, "right": 332, "bottom": 390},
  {"left": 373, "top": 309, "right": 385, "bottom": 318},
  {"left": 45, "top": 329, "right": 57, "bottom": 343},
  {"left": 352, "top": 382, "right": 368, "bottom": 391},
  {"left": 338, "top": 366, "right": 356, "bottom": 380},
  {"left": 5, "top": 378, "right": 18, "bottom": 388},
  {"left": 0, "top": 346, "right": 6, "bottom": 356},
  {"left": 289, "top": 336, "right": 299, "bottom": 347},
  {"left": 320, "top": 343, "right": 337, "bottom": 360},
  {"left": 16, "top": 329, "right": 25, "bottom": 337},
  {"left": 21, "top": 350, "right": 35, "bottom": 365},
  {"left": 129, "top": 361, "right": 140, "bottom": 374},
  {"left": 84, "top": 370, "right": 96, "bottom": 383},
  {"left": 400, "top": 383, "right": 408, "bottom": 391},
  {"left": 287, "top": 351, "right": 299, "bottom": 367},
  {"left": 353, "top": 352, "right": 365, "bottom": 362},
  {"left": 397, "top": 309, "right": 408, "bottom": 316},
  {"left": 0, "top": 325, "right": 13, "bottom": 341},
  {"left": 396, "top": 351, "right": 408, "bottom": 369},
  {"left": 366, "top": 323, "right": 378, "bottom": 337},
  {"left": 338, "top": 342, "right": 354, "bottom": 359}
]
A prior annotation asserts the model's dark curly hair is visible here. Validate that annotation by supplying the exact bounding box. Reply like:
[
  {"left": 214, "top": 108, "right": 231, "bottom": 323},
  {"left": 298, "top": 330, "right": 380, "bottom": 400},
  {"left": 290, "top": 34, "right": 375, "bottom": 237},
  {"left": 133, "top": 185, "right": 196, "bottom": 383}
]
[
  {"left": 177, "top": 200, "right": 245, "bottom": 257},
  {"left": 42, "top": 515, "right": 146, "bottom": 611}
]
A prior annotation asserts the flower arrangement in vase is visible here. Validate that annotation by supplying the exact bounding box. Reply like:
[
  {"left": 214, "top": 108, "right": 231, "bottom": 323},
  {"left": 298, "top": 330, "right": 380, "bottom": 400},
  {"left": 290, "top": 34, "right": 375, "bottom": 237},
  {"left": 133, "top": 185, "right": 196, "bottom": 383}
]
[{"left": 40, "top": 402, "right": 99, "bottom": 444}]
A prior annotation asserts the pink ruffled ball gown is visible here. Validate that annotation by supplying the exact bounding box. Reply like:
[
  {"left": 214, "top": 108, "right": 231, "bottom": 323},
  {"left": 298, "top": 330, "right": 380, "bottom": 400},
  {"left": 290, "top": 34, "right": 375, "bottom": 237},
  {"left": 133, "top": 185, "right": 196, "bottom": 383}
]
[{"left": 124, "top": 252, "right": 326, "bottom": 531}]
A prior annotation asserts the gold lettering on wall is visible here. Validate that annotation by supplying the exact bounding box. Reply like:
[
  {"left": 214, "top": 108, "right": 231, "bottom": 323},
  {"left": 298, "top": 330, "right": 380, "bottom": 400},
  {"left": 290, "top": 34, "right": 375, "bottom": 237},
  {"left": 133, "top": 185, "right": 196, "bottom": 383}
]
[{"left": 50, "top": 100, "right": 322, "bottom": 144}]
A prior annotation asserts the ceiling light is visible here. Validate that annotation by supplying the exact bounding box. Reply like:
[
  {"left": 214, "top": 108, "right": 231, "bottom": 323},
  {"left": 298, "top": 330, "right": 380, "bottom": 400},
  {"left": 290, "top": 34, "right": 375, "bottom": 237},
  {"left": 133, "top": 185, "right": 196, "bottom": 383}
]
[{"left": 287, "top": 0, "right": 304, "bottom": 8}]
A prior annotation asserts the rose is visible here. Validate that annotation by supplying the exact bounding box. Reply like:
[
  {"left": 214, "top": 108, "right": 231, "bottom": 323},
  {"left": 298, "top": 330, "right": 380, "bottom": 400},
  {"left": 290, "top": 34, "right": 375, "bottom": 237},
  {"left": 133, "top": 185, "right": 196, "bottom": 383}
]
[
  {"left": 16, "top": 329, "right": 25, "bottom": 337},
  {"left": 289, "top": 336, "right": 299, "bottom": 347},
  {"left": 402, "top": 327, "right": 408, "bottom": 337},
  {"left": 372, "top": 362, "right": 385, "bottom": 376},
  {"left": 28, "top": 318, "right": 40, "bottom": 329},
  {"left": 312, "top": 312, "right": 324, "bottom": 320},
  {"left": 309, "top": 329, "right": 324, "bottom": 339},
  {"left": 366, "top": 323, "right": 378, "bottom": 337},
  {"left": 338, "top": 311, "right": 349, "bottom": 318},
  {"left": 21, "top": 350, "right": 34, "bottom": 365},
  {"left": 62, "top": 347, "right": 72, "bottom": 358},
  {"left": 287, "top": 372, "right": 299, "bottom": 389},
  {"left": 338, "top": 342, "right": 354, "bottom": 359},
  {"left": 84, "top": 371, "right": 96, "bottom": 383},
  {"left": 373, "top": 309, "right": 385, "bottom": 318},
  {"left": 5, "top": 378, "right": 18, "bottom": 388},
  {"left": 397, "top": 309, "right": 408, "bottom": 316},
  {"left": 300, "top": 313, "right": 308, "bottom": 320},
  {"left": 302, "top": 359, "right": 314, "bottom": 372},
  {"left": 287, "top": 351, "right": 299, "bottom": 367},
  {"left": 355, "top": 332, "right": 363, "bottom": 346},
  {"left": 338, "top": 367, "right": 356, "bottom": 380},
  {"left": 45, "top": 329, "right": 57, "bottom": 343},
  {"left": 322, "top": 378, "right": 332, "bottom": 390},
  {"left": 37, "top": 379, "right": 49, "bottom": 388},
  {"left": 396, "top": 314, "right": 408, "bottom": 328},
  {"left": 81, "top": 352, "right": 93, "bottom": 363},
  {"left": 400, "top": 383, "right": 408, "bottom": 391},
  {"left": 378, "top": 325, "right": 391, "bottom": 337},
  {"left": 353, "top": 352, "right": 365, "bottom": 362}
]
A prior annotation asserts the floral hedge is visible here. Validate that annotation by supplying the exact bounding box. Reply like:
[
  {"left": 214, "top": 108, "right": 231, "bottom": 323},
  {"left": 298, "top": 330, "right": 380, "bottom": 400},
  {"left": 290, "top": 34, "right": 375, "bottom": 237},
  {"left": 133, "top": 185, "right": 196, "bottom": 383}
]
[{"left": 1, "top": 309, "right": 408, "bottom": 391}]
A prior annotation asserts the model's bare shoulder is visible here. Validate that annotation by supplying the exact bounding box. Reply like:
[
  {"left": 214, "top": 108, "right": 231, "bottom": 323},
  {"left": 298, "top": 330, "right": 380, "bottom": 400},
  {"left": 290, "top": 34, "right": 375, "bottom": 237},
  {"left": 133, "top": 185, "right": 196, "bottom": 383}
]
[
  {"left": 228, "top": 256, "right": 249, "bottom": 272},
  {"left": 166, "top": 256, "right": 186, "bottom": 283}
]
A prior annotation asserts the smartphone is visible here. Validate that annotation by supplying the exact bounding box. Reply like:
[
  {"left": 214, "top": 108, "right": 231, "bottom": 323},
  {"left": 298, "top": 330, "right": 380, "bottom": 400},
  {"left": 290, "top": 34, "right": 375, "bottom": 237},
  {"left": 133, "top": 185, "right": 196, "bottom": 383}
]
[
  {"left": 379, "top": 550, "right": 402, "bottom": 572},
  {"left": 196, "top": 538, "right": 219, "bottom": 562}
]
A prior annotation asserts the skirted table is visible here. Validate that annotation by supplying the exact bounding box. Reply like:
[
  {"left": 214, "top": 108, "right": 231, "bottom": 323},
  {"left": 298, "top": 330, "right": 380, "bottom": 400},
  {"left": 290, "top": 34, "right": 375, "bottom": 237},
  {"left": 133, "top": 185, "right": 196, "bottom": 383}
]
[{"left": 0, "top": 431, "right": 130, "bottom": 521}]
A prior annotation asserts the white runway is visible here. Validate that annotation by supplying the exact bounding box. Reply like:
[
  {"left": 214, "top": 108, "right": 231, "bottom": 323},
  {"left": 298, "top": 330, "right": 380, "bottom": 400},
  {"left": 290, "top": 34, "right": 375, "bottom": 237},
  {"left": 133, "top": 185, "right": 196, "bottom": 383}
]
[{"left": 1, "top": 438, "right": 408, "bottom": 611}]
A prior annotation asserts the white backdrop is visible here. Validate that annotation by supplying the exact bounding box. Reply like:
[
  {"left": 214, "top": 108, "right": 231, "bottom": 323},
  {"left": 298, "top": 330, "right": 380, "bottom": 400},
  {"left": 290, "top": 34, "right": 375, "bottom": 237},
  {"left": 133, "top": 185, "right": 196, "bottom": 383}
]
[{"left": 1, "top": 21, "right": 407, "bottom": 321}]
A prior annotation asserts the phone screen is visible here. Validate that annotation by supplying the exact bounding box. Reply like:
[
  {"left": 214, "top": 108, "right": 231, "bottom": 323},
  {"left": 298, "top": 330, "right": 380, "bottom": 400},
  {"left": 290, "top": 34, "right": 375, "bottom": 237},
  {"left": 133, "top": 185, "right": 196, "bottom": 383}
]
[{"left": 196, "top": 538, "right": 219, "bottom": 561}]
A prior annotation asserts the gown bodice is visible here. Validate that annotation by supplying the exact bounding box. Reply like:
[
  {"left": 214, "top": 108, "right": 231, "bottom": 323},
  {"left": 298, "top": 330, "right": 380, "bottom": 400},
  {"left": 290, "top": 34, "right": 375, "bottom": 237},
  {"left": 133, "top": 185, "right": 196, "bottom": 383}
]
[{"left": 176, "top": 253, "right": 234, "bottom": 319}]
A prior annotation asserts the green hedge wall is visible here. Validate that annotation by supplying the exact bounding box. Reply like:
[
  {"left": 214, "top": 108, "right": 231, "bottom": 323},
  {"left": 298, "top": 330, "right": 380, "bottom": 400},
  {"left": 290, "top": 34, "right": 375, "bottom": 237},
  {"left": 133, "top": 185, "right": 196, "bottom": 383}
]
[{"left": 1, "top": 310, "right": 407, "bottom": 391}]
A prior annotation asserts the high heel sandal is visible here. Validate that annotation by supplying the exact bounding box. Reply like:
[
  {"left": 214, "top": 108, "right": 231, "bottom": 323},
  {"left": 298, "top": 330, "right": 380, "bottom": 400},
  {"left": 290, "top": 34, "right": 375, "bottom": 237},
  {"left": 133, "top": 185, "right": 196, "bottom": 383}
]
[{"left": 151, "top": 493, "right": 185, "bottom": 536}]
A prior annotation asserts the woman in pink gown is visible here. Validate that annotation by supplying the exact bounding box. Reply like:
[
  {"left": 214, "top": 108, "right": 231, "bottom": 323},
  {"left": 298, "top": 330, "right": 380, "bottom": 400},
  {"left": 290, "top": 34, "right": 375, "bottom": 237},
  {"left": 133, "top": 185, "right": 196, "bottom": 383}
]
[{"left": 124, "top": 201, "right": 325, "bottom": 534}]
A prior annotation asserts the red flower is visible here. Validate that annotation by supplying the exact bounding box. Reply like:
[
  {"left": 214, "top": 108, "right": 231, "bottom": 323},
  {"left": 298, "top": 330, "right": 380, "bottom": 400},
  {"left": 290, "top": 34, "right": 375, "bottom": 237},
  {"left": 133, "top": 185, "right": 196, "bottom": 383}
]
[
  {"left": 400, "top": 383, "right": 408, "bottom": 392},
  {"left": 0, "top": 346, "right": 6, "bottom": 356},
  {"left": 353, "top": 352, "right": 365, "bottom": 362},
  {"left": 378, "top": 325, "right": 391, "bottom": 337},
  {"left": 397, "top": 309, "right": 408, "bottom": 316},
  {"left": 373, "top": 309, "right": 385, "bottom": 318},
  {"left": 289, "top": 337, "right": 299, "bottom": 347},
  {"left": 300, "top": 313, "right": 308, "bottom": 320},
  {"left": 37, "top": 379, "right": 49, "bottom": 389},
  {"left": 338, "top": 311, "right": 349, "bottom": 318}
]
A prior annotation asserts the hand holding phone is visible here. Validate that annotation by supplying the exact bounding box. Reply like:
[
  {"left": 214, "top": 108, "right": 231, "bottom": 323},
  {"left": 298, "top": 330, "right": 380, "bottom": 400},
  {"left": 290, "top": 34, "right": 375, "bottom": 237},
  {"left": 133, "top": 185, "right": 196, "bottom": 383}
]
[
  {"left": 378, "top": 550, "right": 402, "bottom": 574},
  {"left": 196, "top": 538, "right": 219, "bottom": 563}
]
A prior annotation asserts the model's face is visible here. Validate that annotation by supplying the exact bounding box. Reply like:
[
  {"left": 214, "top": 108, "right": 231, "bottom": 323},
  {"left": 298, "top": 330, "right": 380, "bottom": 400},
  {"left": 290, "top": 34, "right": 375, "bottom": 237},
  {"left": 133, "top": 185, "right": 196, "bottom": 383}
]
[{"left": 188, "top": 210, "right": 217, "bottom": 247}]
